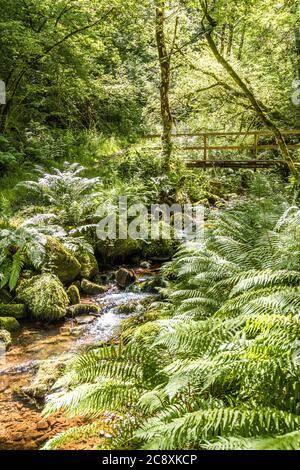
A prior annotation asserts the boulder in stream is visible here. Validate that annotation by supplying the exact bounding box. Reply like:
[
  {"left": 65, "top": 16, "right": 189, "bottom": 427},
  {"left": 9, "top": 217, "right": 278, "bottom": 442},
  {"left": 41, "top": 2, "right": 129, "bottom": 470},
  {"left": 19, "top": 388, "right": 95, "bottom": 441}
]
[
  {"left": 68, "top": 303, "right": 100, "bottom": 316},
  {"left": 16, "top": 274, "right": 69, "bottom": 321},
  {"left": 81, "top": 279, "right": 108, "bottom": 295},
  {"left": 115, "top": 268, "right": 136, "bottom": 288},
  {"left": 75, "top": 315, "right": 97, "bottom": 325}
]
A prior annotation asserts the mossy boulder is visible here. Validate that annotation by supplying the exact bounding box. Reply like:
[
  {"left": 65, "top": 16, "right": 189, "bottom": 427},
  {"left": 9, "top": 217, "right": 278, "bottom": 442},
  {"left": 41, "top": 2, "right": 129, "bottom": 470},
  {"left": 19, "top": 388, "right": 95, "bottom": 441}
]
[
  {"left": 68, "top": 303, "right": 100, "bottom": 316},
  {"left": 0, "top": 329, "right": 12, "bottom": 349},
  {"left": 44, "top": 237, "right": 81, "bottom": 284},
  {"left": 0, "top": 289, "right": 13, "bottom": 303},
  {"left": 67, "top": 285, "right": 80, "bottom": 305},
  {"left": 115, "top": 302, "right": 139, "bottom": 315},
  {"left": 0, "top": 304, "right": 27, "bottom": 319},
  {"left": 0, "top": 316, "right": 20, "bottom": 331},
  {"left": 16, "top": 274, "right": 69, "bottom": 321},
  {"left": 77, "top": 252, "right": 99, "bottom": 280},
  {"left": 81, "top": 279, "right": 108, "bottom": 295}
]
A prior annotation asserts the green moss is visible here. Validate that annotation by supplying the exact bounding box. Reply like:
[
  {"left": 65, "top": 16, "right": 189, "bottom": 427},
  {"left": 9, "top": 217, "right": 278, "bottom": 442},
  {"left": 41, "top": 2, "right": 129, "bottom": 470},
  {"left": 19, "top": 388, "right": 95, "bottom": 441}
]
[
  {"left": 0, "top": 316, "right": 20, "bottom": 331},
  {"left": 121, "top": 310, "right": 160, "bottom": 334},
  {"left": 81, "top": 279, "right": 108, "bottom": 295},
  {"left": 115, "top": 302, "right": 139, "bottom": 315},
  {"left": 69, "top": 304, "right": 100, "bottom": 316},
  {"left": 77, "top": 252, "right": 99, "bottom": 280},
  {"left": 16, "top": 274, "right": 69, "bottom": 321},
  {"left": 0, "top": 329, "right": 12, "bottom": 348},
  {"left": 71, "top": 280, "right": 82, "bottom": 291},
  {"left": 44, "top": 237, "right": 81, "bottom": 284},
  {"left": 0, "top": 304, "right": 27, "bottom": 319},
  {"left": 67, "top": 285, "right": 80, "bottom": 305}
]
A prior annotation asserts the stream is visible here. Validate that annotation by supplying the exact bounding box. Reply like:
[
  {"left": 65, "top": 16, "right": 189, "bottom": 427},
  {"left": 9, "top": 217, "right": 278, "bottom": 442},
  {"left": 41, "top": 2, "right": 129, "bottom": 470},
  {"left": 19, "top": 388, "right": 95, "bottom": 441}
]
[{"left": 0, "top": 272, "right": 153, "bottom": 450}]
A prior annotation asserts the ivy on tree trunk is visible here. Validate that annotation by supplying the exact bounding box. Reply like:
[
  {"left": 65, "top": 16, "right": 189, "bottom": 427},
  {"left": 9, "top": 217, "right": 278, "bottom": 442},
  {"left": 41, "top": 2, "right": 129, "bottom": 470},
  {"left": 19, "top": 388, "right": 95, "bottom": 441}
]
[{"left": 155, "top": 0, "right": 173, "bottom": 171}]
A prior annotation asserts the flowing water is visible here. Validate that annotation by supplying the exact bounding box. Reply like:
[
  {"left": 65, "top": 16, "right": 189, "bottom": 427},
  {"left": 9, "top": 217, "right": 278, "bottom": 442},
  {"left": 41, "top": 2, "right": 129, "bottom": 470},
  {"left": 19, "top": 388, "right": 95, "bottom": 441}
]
[{"left": 0, "top": 273, "right": 153, "bottom": 450}]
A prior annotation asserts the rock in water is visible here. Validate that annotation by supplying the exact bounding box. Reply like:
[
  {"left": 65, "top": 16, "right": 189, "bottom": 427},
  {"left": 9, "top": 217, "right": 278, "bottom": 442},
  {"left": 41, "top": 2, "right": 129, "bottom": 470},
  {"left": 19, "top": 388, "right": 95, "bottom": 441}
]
[
  {"left": 0, "top": 304, "right": 27, "bottom": 319},
  {"left": 140, "top": 261, "right": 152, "bottom": 269},
  {"left": 68, "top": 304, "right": 100, "bottom": 316},
  {"left": 66, "top": 285, "right": 80, "bottom": 305},
  {"left": 75, "top": 315, "right": 97, "bottom": 325},
  {"left": 44, "top": 237, "right": 81, "bottom": 284},
  {"left": 16, "top": 274, "right": 69, "bottom": 321},
  {"left": 81, "top": 279, "right": 108, "bottom": 295},
  {"left": 115, "top": 268, "right": 136, "bottom": 288},
  {"left": 0, "top": 316, "right": 20, "bottom": 331},
  {"left": 21, "top": 357, "right": 69, "bottom": 400}
]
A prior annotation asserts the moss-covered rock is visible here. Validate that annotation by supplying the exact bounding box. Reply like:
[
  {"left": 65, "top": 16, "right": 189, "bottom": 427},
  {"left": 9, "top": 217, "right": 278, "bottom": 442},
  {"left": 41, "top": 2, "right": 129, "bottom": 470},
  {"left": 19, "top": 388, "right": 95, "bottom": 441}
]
[
  {"left": 44, "top": 237, "right": 81, "bottom": 284},
  {"left": 77, "top": 252, "right": 99, "bottom": 280},
  {"left": 121, "top": 310, "right": 161, "bottom": 334},
  {"left": 0, "top": 329, "right": 12, "bottom": 349},
  {"left": 0, "top": 304, "right": 27, "bottom": 319},
  {"left": 81, "top": 279, "right": 108, "bottom": 295},
  {"left": 0, "top": 289, "right": 13, "bottom": 303},
  {"left": 67, "top": 285, "right": 80, "bottom": 305},
  {"left": 16, "top": 274, "right": 69, "bottom": 321},
  {"left": 0, "top": 316, "right": 20, "bottom": 331},
  {"left": 115, "top": 301, "right": 139, "bottom": 315},
  {"left": 68, "top": 303, "right": 100, "bottom": 316}
]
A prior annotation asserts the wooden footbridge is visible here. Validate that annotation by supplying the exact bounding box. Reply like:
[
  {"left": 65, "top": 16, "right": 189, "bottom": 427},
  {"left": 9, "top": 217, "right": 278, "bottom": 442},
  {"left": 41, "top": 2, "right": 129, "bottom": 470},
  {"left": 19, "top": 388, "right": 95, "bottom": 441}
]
[{"left": 147, "top": 129, "right": 300, "bottom": 169}]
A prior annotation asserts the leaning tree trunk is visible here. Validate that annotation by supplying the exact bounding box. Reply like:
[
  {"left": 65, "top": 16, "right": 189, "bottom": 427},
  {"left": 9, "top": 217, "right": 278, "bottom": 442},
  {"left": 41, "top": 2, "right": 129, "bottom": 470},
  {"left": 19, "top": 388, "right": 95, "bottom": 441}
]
[
  {"left": 205, "top": 31, "right": 298, "bottom": 178},
  {"left": 155, "top": 0, "right": 173, "bottom": 171}
]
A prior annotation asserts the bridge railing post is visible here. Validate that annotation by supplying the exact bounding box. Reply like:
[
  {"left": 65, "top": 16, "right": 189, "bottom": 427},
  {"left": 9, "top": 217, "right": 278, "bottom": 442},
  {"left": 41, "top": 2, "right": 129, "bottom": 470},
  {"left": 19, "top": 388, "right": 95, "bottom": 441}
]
[
  {"left": 254, "top": 132, "right": 258, "bottom": 158},
  {"left": 204, "top": 134, "right": 208, "bottom": 162}
]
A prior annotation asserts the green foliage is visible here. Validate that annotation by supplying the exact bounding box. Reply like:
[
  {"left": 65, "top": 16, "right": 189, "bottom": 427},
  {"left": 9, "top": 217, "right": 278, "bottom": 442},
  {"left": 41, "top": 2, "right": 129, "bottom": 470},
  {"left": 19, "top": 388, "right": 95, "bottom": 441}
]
[{"left": 0, "top": 220, "right": 47, "bottom": 290}]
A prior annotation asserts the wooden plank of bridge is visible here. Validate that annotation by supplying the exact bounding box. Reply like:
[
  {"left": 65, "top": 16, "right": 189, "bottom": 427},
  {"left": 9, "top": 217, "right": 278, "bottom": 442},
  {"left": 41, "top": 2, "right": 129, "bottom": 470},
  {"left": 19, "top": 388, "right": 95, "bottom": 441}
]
[
  {"left": 186, "top": 160, "right": 289, "bottom": 169},
  {"left": 146, "top": 129, "right": 300, "bottom": 169}
]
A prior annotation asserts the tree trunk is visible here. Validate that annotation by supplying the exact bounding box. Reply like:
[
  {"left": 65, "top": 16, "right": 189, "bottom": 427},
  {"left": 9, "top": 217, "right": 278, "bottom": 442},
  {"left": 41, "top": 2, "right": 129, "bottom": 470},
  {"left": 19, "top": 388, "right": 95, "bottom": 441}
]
[
  {"left": 155, "top": 0, "right": 173, "bottom": 171},
  {"left": 238, "top": 24, "right": 246, "bottom": 61},
  {"left": 296, "top": 29, "right": 300, "bottom": 80}
]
